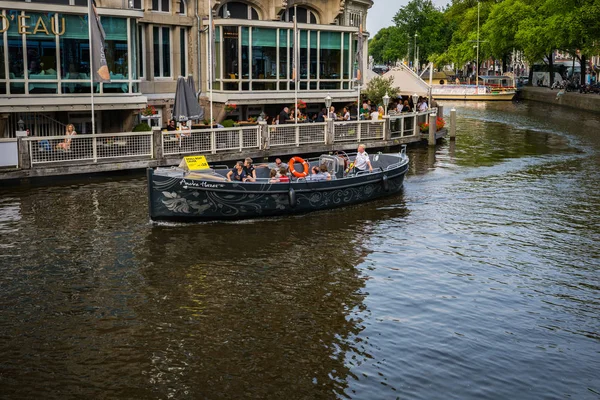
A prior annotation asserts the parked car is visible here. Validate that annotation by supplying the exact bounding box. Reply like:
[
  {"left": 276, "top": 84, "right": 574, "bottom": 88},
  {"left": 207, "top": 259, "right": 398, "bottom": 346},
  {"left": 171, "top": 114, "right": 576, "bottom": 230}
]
[{"left": 373, "top": 65, "right": 390, "bottom": 75}]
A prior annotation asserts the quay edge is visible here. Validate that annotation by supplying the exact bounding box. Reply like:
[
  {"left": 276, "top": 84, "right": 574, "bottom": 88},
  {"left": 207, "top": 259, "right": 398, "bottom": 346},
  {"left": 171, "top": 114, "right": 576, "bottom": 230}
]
[{"left": 0, "top": 130, "right": 447, "bottom": 184}]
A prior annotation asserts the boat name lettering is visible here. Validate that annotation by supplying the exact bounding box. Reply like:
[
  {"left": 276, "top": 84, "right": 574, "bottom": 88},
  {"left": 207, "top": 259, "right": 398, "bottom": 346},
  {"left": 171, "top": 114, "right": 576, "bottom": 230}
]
[{"left": 180, "top": 179, "right": 224, "bottom": 188}]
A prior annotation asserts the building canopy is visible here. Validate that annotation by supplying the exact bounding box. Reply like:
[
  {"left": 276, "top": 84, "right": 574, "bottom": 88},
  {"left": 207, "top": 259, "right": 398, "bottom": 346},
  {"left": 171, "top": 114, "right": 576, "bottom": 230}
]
[{"left": 381, "top": 65, "right": 431, "bottom": 96}]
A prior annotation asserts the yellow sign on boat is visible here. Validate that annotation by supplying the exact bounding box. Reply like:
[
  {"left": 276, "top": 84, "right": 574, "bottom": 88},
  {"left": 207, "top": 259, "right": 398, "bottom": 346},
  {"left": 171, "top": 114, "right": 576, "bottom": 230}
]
[{"left": 182, "top": 155, "right": 210, "bottom": 170}]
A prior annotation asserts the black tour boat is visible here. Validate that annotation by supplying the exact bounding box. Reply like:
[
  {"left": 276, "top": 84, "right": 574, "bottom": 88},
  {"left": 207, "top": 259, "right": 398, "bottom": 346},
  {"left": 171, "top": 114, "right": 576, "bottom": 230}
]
[{"left": 147, "top": 147, "right": 409, "bottom": 222}]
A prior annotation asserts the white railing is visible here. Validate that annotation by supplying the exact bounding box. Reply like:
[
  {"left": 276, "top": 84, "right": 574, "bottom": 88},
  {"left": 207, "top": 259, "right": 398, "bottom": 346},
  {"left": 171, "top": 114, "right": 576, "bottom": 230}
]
[
  {"left": 268, "top": 122, "right": 327, "bottom": 147},
  {"left": 24, "top": 132, "right": 153, "bottom": 165},
  {"left": 11, "top": 108, "right": 440, "bottom": 168},
  {"left": 388, "top": 111, "right": 432, "bottom": 138},
  {"left": 162, "top": 126, "right": 261, "bottom": 156},
  {"left": 333, "top": 120, "right": 386, "bottom": 142}
]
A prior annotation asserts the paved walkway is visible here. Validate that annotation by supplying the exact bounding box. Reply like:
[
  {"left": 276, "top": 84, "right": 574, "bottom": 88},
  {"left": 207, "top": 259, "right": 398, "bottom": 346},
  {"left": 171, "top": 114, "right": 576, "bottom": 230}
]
[{"left": 519, "top": 86, "right": 600, "bottom": 113}]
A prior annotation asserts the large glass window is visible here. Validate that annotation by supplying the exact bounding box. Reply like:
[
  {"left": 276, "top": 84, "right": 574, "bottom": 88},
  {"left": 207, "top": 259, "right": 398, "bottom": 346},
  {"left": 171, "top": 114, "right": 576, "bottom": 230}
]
[
  {"left": 278, "top": 29, "right": 288, "bottom": 86},
  {"left": 218, "top": 2, "right": 259, "bottom": 20},
  {"left": 180, "top": 27, "right": 187, "bottom": 77},
  {"left": 153, "top": 26, "right": 171, "bottom": 77},
  {"left": 241, "top": 27, "right": 249, "bottom": 78},
  {"left": 251, "top": 28, "right": 276, "bottom": 80},
  {"left": 214, "top": 26, "right": 221, "bottom": 80},
  {"left": 26, "top": 12, "right": 58, "bottom": 93},
  {"left": 0, "top": 12, "right": 6, "bottom": 80},
  {"left": 223, "top": 26, "right": 238, "bottom": 90},
  {"left": 319, "top": 31, "right": 341, "bottom": 89},
  {"left": 59, "top": 13, "right": 89, "bottom": 80},
  {"left": 281, "top": 7, "right": 318, "bottom": 23},
  {"left": 152, "top": 0, "right": 170, "bottom": 12},
  {"left": 102, "top": 17, "right": 127, "bottom": 78},
  {"left": 138, "top": 24, "right": 145, "bottom": 78},
  {"left": 343, "top": 33, "right": 350, "bottom": 80}
]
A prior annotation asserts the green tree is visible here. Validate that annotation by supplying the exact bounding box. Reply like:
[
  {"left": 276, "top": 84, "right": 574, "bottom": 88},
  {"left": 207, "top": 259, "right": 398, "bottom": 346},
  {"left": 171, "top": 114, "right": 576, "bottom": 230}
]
[
  {"left": 393, "top": 0, "right": 452, "bottom": 66},
  {"left": 362, "top": 76, "right": 399, "bottom": 106},
  {"left": 369, "top": 27, "right": 407, "bottom": 64}
]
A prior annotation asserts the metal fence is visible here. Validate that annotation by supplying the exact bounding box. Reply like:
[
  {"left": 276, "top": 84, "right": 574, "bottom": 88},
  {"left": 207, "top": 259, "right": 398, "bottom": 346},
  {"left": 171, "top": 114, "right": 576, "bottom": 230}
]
[
  {"left": 16, "top": 108, "right": 439, "bottom": 167},
  {"left": 269, "top": 122, "right": 326, "bottom": 147},
  {"left": 24, "top": 132, "right": 153, "bottom": 165},
  {"left": 162, "top": 126, "right": 261, "bottom": 156}
]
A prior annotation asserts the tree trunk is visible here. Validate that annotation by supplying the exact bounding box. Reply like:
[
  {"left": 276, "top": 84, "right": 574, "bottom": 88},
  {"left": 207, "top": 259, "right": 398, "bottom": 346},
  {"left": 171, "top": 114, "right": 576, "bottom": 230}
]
[
  {"left": 548, "top": 53, "right": 554, "bottom": 87},
  {"left": 580, "top": 54, "right": 587, "bottom": 86}
]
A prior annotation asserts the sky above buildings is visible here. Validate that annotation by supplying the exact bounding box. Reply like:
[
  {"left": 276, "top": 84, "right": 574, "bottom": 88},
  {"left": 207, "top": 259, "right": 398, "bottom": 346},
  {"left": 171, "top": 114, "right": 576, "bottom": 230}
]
[{"left": 367, "top": 0, "right": 450, "bottom": 37}]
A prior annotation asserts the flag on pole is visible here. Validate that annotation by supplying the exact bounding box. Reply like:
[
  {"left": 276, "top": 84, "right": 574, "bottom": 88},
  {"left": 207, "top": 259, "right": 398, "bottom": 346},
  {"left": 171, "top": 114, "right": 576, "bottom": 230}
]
[
  {"left": 291, "top": 14, "right": 298, "bottom": 82},
  {"left": 355, "top": 22, "right": 363, "bottom": 84},
  {"left": 209, "top": 0, "right": 216, "bottom": 88},
  {"left": 89, "top": 0, "right": 110, "bottom": 82}
]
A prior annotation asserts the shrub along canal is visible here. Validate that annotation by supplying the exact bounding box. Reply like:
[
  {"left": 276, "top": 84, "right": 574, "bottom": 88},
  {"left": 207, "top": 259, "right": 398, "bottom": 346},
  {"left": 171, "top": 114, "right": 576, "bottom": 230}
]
[{"left": 0, "top": 101, "right": 598, "bottom": 399}]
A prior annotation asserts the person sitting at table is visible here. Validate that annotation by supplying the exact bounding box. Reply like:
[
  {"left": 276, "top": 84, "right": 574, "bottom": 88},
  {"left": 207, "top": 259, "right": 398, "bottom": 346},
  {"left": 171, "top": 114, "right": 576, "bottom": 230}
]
[
  {"left": 402, "top": 100, "right": 411, "bottom": 112},
  {"left": 328, "top": 106, "right": 336, "bottom": 119},
  {"left": 370, "top": 106, "right": 380, "bottom": 121},
  {"left": 342, "top": 107, "right": 351, "bottom": 121},
  {"left": 227, "top": 161, "right": 247, "bottom": 182},
  {"left": 316, "top": 108, "right": 326, "bottom": 122},
  {"left": 279, "top": 107, "right": 290, "bottom": 124},
  {"left": 166, "top": 120, "right": 177, "bottom": 131},
  {"left": 243, "top": 157, "right": 257, "bottom": 182},
  {"left": 56, "top": 123, "right": 77, "bottom": 151}
]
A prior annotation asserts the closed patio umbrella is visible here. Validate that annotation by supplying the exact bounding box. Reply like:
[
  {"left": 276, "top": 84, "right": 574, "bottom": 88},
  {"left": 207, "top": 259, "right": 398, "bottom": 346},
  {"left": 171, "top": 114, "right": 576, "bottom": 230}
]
[
  {"left": 173, "top": 76, "right": 204, "bottom": 123},
  {"left": 187, "top": 75, "right": 197, "bottom": 99}
]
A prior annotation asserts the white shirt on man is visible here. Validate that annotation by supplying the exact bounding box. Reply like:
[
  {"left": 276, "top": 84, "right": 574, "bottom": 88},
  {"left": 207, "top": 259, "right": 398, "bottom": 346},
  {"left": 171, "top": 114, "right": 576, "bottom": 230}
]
[
  {"left": 370, "top": 111, "right": 380, "bottom": 120},
  {"left": 419, "top": 101, "right": 428, "bottom": 112},
  {"left": 354, "top": 151, "right": 371, "bottom": 171}
]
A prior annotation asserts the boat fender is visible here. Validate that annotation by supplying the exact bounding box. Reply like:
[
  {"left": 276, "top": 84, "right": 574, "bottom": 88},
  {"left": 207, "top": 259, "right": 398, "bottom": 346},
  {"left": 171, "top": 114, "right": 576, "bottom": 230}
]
[
  {"left": 288, "top": 156, "right": 310, "bottom": 178},
  {"left": 288, "top": 187, "right": 297, "bottom": 208},
  {"left": 382, "top": 174, "right": 390, "bottom": 192}
]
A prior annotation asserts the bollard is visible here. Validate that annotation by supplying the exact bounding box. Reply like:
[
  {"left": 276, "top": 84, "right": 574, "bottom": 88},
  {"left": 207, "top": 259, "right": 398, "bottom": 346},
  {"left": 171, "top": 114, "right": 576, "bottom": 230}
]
[
  {"left": 428, "top": 113, "right": 437, "bottom": 146},
  {"left": 383, "top": 115, "right": 391, "bottom": 141},
  {"left": 17, "top": 137, "right": 31, "bottom": 170},
  {"left": 258, "top": 120, "right": 268, "bottom": 149},
  {"left": 437, "top": 105, "right": 444, "bottom": 119},
  {"left": 152, "top": 127, "right": 163, "bottom": 160},
  {"left": 450, "top": 108, "right": 456, "bottom": 139}
]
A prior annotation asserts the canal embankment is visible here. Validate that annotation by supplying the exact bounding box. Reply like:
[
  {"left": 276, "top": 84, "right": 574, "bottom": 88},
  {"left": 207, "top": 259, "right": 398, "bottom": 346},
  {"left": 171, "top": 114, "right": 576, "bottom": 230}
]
[{"left": 519, "top": 86, "right": 600, "bottom": 113}]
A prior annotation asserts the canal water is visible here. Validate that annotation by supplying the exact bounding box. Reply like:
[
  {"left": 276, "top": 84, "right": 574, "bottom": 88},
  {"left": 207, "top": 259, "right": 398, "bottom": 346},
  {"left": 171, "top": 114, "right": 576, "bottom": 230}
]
[{"left": 1, "top": 101, "right": 599, "bottom": 399}]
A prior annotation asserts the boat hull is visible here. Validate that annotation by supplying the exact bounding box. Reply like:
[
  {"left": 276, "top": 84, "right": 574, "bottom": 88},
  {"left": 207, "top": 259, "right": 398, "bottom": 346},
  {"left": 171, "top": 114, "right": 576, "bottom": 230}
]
[
  {"left": 148, "top": 160, "right": 408, "bottom": 222},
  {"left": 433, "top": 92, "right": 515, "bottom": 101}
]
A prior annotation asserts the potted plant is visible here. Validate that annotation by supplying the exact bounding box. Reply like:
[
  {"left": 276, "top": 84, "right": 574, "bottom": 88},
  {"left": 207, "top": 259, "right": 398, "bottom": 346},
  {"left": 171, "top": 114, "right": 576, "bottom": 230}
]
[
  {"left": 140, "top": 105, "right": 157, "bottom": 117},
  {"left": 224, "top": 103, "right": 237, "bottom": 114}
]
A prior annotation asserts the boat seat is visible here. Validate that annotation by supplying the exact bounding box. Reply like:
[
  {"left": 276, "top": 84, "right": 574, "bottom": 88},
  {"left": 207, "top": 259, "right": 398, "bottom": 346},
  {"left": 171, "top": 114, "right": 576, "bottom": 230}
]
[{"left": 319, "top": 155, "right": 345, "bottom": 179}]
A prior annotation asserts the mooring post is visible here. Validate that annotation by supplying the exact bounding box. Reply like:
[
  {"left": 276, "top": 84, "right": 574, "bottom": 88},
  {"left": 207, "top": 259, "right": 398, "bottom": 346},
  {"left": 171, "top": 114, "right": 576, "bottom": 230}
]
[
  {"left": 450, "top": 108, "right": 456, "bottom": 139},
  {"left": 152, "top": 127, "right": 163, "bottom": 160},
  {"left": 437, "top": 105, "right": 444, "bottom": 119},
  {"left": 17, "top": 137, "right": 31, "bottom": 170},
  {"left": 258, "top": 120, "right": 268, "bottom": 149},
  {"left": 428, "top": 113, "right": 437, "bottom": 146},
  {"left": 383, "top": 115, "right": 391, "bottom": 141}
]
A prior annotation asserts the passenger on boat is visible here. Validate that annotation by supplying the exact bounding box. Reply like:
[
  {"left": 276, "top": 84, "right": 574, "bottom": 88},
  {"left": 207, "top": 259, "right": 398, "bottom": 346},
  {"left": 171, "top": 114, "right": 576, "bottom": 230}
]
[
  {"left": 271, "top": 158, "right": 287, "bottom": 170},
  {"left": 269, "top": 169, "right": 279, "bottom": 183},
  {"left": 227, "top": 161, "right": 247, "bottom": 182},
  {"left": 354, "top": 144, "right": 373, "bottom": 173},
  {"left": 243, "top": 157, "right": 257, "bottom": 182},
  {"left": 278, "top": 167, "right": 290, "bottom": 182},
  {"left": 319, "top": 164, "right": 332, "bottom": 180}
]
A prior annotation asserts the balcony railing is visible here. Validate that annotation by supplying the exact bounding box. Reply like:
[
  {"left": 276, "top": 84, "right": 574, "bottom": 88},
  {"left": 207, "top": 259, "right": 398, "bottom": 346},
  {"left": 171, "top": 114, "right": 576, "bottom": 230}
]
[{"left": 16, "top": 109, "right": 440, "bottom": 167}]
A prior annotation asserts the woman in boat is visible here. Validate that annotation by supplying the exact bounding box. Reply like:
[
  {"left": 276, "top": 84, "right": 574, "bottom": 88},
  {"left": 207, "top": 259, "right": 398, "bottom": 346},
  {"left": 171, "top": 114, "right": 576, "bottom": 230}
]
[
  {"left": 269, "top": 169, "right": 279, "bottom": 183},
  {"left": 227, "top": 161, "right": 247, "bottom": 182}
]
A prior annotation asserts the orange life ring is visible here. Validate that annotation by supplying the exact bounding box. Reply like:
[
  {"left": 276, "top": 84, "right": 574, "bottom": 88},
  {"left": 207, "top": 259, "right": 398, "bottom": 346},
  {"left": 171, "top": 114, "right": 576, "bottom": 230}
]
[{"left": 288, "top": 156, "right": 310, "bottom": 178}]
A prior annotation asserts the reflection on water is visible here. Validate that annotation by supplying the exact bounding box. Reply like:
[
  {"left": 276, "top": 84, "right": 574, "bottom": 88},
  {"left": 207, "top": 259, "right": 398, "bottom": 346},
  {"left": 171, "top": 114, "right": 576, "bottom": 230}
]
[{"left": 0, "top": 101, "right": 599, "bottom": 399}]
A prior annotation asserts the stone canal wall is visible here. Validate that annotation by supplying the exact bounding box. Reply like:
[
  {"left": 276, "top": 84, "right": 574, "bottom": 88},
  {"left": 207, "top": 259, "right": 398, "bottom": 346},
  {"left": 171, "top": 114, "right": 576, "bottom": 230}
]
[{"left": 519, "top": 86, "right": 600, "bottom": 113}]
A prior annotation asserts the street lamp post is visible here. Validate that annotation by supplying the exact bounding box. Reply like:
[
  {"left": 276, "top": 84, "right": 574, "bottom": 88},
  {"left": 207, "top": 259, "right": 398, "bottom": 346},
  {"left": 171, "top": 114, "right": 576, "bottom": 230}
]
[
  {"left": 325, "top": 93, "right": 332, "bottom": 117},
  {"left": 383, "top": 92, "right": 390, "bottom": 116}
]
